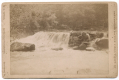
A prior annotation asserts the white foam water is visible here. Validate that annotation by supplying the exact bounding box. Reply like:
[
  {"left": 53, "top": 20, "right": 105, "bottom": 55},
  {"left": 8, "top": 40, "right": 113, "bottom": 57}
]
[{"left": 16, "top": 31, "right": 70, "bottom": 50}]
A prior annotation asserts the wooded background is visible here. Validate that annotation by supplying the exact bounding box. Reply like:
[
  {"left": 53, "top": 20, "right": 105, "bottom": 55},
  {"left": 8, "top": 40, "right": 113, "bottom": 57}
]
[{"left": 10, "top": 4, "right": 108, "bottom": 39}]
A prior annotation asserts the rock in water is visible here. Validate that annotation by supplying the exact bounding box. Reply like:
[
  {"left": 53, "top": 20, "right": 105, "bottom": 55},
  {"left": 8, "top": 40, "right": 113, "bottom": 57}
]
[
  {"left": 78, "top": 42, "right": 88, "bottom": 50},
  {"left": 51, "top": 47, "right": 63, "bottom": 51},
  {"left": 10, "top": 42, "right": 35, "bottom": 51},
  {"left": 73, "top": 46, "right": 79, "bottom": 50},
  {"left": 86, "top": 47, "right": 95, "bottom": 51},
  {"left": 95, "top": 38, "right": 108, "bottom": 49}
]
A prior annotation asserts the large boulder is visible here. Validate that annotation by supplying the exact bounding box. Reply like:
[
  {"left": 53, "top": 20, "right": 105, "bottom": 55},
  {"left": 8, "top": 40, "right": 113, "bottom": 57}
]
[
  {"left": 95, "top": 38, "right": 108, "bottom": 49},
  {"left": 10, "top": 42, "right": 35, "bottom": 51}
]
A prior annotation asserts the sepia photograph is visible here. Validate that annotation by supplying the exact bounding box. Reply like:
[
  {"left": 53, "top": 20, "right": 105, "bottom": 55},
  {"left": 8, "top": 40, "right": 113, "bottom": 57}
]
[{"left": 2, "top": 2, "right": 118, "bottom": 78}]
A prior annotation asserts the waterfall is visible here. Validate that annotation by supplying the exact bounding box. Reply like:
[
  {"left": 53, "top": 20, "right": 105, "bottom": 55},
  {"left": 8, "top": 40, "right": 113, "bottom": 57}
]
[{"left": 16, "top": 32, "right": 70, "bottom": 50}]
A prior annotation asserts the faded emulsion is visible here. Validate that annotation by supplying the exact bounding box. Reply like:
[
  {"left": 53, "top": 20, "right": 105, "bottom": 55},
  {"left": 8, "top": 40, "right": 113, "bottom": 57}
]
[{"left": 10, "top": 4, "right": 109, "bottom": 75}]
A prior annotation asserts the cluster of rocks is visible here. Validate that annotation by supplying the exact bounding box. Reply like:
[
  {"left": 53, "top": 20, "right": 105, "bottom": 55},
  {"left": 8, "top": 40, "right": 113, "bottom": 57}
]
[
  {"left": 10, "top": 31, "right": 108, "bottom": 52},
  {"left": 69, "top": 31, "right": 108, "bottom": 51},
  {"left": 72, "top": 38, "right": 108, "bottom": 51}
]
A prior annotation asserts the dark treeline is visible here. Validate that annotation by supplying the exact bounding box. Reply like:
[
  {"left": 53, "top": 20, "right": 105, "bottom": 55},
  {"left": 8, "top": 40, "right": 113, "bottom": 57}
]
[{"left": 10, "top": 4, "right": 108, "bottom": 38}]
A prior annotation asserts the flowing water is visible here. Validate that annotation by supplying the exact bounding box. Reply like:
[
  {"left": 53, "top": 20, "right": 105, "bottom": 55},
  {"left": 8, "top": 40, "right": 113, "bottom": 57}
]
[
  {"left": 11, "top": 31, "right": 109, "bottom": 75},
  {"left": 16, "top": 31, "right": 70, "bottom": 50}
]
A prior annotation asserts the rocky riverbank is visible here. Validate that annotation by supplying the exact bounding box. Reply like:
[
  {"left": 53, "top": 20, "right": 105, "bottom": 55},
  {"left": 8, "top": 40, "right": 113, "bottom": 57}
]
[
  {"left": 68, "top": 31, "right": 108, "bottom": 50},
  {"left": 10, "top": 31, "right": 108, "bottom": 51}
]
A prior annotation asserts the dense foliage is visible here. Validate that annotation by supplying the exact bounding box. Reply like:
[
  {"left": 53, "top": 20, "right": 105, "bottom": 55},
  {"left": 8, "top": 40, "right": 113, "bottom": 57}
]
[{"left": 10, "top": 4, "right": 108, "bottom": 38}]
